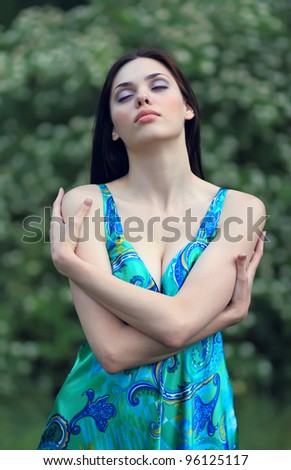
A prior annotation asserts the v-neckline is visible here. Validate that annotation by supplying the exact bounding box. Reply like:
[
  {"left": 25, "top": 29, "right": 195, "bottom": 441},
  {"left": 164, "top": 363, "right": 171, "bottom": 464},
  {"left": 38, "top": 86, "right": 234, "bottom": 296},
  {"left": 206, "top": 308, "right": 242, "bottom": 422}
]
[{"left": 101, "top": 183, "right": 224, "bottom": 292}]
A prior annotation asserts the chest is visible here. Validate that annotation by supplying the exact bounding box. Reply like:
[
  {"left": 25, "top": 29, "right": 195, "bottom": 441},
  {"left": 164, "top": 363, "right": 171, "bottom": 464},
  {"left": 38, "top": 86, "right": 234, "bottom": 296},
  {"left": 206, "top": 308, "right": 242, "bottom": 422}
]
[{"left": 108, "top": 202, "right": 212, "bottom": 289}]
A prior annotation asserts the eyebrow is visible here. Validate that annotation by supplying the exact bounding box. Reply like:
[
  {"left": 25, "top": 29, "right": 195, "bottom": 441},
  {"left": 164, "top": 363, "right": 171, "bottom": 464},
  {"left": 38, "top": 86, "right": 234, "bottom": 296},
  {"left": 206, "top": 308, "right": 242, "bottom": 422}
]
[{"left": 113, "top": 73, "right": 169, "bottom": 92}]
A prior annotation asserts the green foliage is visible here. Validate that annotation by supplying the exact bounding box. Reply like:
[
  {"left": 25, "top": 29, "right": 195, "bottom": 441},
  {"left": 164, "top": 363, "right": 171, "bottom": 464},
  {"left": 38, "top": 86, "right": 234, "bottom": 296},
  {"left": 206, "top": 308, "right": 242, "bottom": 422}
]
[
  {"left": 0, "top": 1, "right": 90, "bottom": 27},
  {"left": 0, "top": 0, "right": 290, "bottom": 426},
  {"left": 0, "top": 3, "right": 122, "bottom": 397}
]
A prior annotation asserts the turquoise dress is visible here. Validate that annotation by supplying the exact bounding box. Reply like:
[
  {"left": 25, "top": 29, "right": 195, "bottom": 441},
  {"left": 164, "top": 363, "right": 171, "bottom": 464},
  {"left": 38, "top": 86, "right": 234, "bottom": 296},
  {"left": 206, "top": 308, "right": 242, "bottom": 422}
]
[{"left": 38, "top": 183, "right": 238, "bottom": 450}]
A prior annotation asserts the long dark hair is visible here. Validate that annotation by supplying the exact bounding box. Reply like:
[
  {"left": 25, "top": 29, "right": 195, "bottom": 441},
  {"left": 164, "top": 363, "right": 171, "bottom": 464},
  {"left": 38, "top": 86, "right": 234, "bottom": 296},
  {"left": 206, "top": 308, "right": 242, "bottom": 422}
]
[{"left": 90, "top": 47, "right": 204, "bottom": 184}]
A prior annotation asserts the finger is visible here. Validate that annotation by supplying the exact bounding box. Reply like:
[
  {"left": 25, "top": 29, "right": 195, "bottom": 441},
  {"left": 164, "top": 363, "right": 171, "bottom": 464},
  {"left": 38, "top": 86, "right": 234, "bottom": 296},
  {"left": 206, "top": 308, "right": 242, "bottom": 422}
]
[
  {"left": 73, "top": 197, "right": 93, "bottom": 238},
  {"left": 247, "top": 233, "right": 265, "bottom": 281},
  {"left": 52, "top": 187, "right": 65, "bottom": 218},
  {"left": 230, "top": 254, "right": 248, "bottom": 304},
  {"left": 49, "top": 218, "right": 66, "bottom": 253},
  {"left": 76, "top": 197, "right": 93, "bottom": 218},
  {"left": 236, "top": 253, "right": 247, "bottom": 281}
]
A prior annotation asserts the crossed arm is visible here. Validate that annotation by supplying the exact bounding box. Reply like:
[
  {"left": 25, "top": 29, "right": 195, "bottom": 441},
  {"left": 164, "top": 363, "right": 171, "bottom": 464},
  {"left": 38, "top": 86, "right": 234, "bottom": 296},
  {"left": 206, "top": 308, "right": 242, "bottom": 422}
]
[{"left": 50, "top": 186, "right": 266, "bottom": 373}]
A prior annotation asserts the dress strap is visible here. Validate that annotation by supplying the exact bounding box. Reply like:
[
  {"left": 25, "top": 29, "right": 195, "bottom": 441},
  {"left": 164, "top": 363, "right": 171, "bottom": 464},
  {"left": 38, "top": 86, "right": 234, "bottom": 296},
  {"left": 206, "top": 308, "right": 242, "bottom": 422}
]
[
  {"left": 196, "top": 188, "right": 228, "bottom": 241},
  {"left": 98, "top": 183, "right": 123, "bottom": 244}
]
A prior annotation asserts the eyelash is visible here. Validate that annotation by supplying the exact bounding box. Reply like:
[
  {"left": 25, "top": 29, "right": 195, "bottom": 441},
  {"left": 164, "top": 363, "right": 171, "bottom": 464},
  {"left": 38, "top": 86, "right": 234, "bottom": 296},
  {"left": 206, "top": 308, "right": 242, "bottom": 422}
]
[
  {"left": 152, "top": 84, "right": 168, "bottom": 91},
  {"left": 118, "top": 94, "right": 133, "bottom": 103},
  {"left": 117, "top": 83, "right": 168, "bottom": 102}
]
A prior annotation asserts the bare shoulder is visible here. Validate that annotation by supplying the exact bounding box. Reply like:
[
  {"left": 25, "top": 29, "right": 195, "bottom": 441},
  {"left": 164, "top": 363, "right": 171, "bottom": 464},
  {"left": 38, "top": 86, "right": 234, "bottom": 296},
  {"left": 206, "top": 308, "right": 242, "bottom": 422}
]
[
  {"left": 223, "top": 188, "right": 266, "bottom": 219},
  {"left": 213, "top": 188, "right": 267, "bottom": 254},
  {"left": 61, "top": 184, "right": 103, "bottom": 218}
]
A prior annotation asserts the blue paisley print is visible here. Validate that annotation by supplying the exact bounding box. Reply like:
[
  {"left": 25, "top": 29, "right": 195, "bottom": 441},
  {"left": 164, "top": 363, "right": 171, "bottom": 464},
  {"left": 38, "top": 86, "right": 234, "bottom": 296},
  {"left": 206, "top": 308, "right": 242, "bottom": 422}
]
[{"left": 37, "top": 183, "right": 237, "bottom": 450}]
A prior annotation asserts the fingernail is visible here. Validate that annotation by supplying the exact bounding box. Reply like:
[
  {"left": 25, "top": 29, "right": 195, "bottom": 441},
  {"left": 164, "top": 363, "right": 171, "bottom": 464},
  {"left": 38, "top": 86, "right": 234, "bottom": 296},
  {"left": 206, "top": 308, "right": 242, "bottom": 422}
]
[
  {"left": 238, "top": 253, "right": 247, "bottom": 261},
  {"left": 84, "top": 197, "right": 93, "bottom": 206}
]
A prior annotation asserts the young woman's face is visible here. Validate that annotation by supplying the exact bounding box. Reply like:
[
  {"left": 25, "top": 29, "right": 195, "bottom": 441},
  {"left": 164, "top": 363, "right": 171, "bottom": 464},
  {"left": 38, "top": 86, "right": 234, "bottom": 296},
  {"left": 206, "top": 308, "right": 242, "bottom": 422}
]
[{"left": 109, "top": 58, "right": 194, "bottom": 150}]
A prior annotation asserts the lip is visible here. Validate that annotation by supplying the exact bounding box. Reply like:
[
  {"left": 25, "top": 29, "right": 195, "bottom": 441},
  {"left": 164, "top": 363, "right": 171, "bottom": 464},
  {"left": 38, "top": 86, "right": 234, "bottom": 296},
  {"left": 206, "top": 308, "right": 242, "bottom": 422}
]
[{"left": 134, "top": 109, "right": 160, "bottom": 123}]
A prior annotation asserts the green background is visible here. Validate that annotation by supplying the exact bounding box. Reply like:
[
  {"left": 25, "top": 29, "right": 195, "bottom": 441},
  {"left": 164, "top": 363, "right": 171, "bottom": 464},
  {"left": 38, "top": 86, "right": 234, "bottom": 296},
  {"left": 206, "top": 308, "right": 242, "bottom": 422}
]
[{"left": 0, "top": 0, "right": 290, "bottom": 449}]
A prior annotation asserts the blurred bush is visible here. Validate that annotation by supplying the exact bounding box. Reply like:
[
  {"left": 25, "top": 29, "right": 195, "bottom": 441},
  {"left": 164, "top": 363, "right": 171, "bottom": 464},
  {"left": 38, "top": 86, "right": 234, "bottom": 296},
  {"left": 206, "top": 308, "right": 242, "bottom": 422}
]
[{"left": 0, "top": 0, "right": 290, "bottom": 410}]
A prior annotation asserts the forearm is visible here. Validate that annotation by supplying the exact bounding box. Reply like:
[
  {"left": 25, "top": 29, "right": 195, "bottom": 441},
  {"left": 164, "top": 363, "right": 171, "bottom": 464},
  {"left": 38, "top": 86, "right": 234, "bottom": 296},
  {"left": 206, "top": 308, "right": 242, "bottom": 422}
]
[
  {"left": 67, "top": 256, "right": 176, "bottom": 344},
  {"left": 106, "top": 323, "right": 225, "bottom": 372},
  {"left": 72, "top": 276, "right": 238, "bottom": 373},
  {"left": 65, "top": 254, "right": 232, "bottom": 348},
  {"left": 112, "top": 303, "right": 238, "bottom": 371}
]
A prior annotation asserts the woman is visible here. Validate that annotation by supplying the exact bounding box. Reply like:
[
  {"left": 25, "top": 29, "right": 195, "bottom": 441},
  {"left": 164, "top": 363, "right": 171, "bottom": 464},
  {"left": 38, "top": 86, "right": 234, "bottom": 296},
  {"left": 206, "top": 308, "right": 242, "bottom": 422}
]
[{"left": 38, "top": 48, "right": 266, "bottom": 450}]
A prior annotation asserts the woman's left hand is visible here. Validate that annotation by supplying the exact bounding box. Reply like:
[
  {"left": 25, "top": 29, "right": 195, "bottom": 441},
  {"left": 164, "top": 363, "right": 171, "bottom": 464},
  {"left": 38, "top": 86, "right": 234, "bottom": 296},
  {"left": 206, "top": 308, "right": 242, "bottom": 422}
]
[
  {"left": 49, "top": 187, "right": 92, "bottom": 276},
  {"left": 227, "top": 229, "right": 266, "bottom": 322}
]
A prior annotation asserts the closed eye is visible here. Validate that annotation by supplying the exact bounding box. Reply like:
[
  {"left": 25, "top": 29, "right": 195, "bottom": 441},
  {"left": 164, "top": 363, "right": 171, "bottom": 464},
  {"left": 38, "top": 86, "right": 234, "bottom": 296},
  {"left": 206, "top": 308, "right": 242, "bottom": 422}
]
[
  {"left": 151, "top": 79, "right": 168, "bottom": 91},
  {"left": 152, "top": 85, "right": 168, "bottom": 90},
  {"left": 117, "top": 91, "right": 134, "bottom": 102}
]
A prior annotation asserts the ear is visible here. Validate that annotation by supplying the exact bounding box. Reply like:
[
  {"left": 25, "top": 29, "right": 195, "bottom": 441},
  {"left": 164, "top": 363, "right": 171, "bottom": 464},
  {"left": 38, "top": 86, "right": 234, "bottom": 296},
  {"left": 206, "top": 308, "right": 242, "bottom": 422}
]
[
  {"left": 112, "top": 128, "right": 120, "bottom": 141},
  {"left": 184, "top": 104, "right": 195, "bottom": 120}
]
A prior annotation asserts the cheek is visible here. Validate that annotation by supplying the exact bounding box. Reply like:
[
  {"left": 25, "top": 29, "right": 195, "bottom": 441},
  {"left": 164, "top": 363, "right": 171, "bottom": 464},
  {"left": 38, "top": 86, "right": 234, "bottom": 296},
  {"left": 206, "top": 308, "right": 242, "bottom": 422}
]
[
  {"left": 165, "top": 96, "right": 186, "bottom": 124},
  {"left": 111, "top": 108, "right": 131, "bottom": 133},
  {"left": 163, "top": 92, "right": 185, "bottom": 113}
]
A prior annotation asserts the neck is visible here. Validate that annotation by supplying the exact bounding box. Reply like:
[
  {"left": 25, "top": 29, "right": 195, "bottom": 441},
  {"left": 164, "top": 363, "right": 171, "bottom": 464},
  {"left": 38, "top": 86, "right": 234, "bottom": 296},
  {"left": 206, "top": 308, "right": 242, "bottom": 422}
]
[{"left": 124, "top": 138, "right": 200, "bottom": 210}]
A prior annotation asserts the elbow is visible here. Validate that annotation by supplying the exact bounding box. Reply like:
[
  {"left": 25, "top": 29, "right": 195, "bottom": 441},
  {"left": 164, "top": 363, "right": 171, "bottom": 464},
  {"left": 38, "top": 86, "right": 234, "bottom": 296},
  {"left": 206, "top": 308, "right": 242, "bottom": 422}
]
[
  {"left": 161, "top": 318, "right": 190, "bottom": 350},
  {"left": 163, "top": 333, "right": 187, "bottom": 350},
  {"left": 99, "top": 353, "right": 124, "bottom": 375},
  {"left": 159, "top": 297, "right": 194, "bottom": 349},
  {"left": 102, "top": 362, "right": 123, "bottom": 375},
  {"left": 94, "top": 345, "right": 128, "bottom": 375},
  {"left": 100, "top": 358, "right": 119, "bottom": 375}
]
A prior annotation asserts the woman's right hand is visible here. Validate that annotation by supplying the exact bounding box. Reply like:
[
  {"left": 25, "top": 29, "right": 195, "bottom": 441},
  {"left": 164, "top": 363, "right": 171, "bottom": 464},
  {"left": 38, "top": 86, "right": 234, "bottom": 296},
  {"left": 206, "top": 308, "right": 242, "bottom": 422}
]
[{"left": 50, "top": 188, "right": 93, "bottom": 277}]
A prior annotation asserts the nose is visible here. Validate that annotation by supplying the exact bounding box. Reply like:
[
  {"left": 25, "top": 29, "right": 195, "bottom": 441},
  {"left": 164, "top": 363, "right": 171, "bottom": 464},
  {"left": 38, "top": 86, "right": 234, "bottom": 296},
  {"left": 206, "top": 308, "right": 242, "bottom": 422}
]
[{"left": 135, "top": 90, "right": 152, "bottom": 107}]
